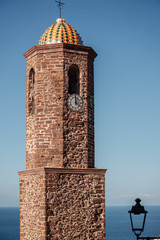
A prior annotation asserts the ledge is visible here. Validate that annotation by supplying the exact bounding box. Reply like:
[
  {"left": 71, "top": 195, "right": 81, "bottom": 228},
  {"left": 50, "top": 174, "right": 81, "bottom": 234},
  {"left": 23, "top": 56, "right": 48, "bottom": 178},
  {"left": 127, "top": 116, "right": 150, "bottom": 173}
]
[
  {"left": 18, "top": 167, "right": 107, "bottom": 176},
  {"left": 23, "top": 43, "right": 97, "bottom": 60}
]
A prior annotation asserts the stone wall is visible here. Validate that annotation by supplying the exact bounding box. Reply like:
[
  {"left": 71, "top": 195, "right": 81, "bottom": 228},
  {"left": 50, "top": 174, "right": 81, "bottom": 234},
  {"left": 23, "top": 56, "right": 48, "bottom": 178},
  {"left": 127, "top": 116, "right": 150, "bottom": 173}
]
[
  {"left": 19, "top": 170, "right": 46, "bottom": 240},
  {"left": 19, "top": 168, "right": 106, "bottom": 240},
  {"left": 63, "top": 50, "right": 95, "bottom": 168},
  {"left": 46, "top": 170, "right": 106, "bottom": 240}
]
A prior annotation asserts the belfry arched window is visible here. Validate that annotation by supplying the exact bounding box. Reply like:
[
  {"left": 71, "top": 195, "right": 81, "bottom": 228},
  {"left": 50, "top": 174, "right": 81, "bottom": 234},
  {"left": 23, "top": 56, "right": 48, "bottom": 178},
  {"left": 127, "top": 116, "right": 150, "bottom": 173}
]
[
  {"left": 68, "top": 65, "right": 80, "bottom": 95},
  {"left": 29, "top": 68, "right": 35, "bottom": 114},
  {"left": 29, "top": 68, "right": 35, "bottom": 90}
]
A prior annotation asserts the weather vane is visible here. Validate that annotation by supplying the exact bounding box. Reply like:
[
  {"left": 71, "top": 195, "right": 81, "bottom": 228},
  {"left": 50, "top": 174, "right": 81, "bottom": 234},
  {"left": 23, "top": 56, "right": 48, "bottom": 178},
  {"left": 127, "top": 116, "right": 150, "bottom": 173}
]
[{"left": 55, "top": 0, "right": 64, "bottom": 18}]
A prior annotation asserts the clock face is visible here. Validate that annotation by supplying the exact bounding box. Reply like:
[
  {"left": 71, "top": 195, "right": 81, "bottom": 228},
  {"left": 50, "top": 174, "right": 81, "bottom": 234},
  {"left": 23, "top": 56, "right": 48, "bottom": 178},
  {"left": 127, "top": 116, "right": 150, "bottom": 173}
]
[{"left": 67, "top": 94, "right": 83, "bottom": 112}]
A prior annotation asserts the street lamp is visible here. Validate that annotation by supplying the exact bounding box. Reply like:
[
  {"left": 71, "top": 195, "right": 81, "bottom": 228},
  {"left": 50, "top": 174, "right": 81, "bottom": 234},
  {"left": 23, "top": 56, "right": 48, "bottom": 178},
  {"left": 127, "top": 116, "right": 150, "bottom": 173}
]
[
  {"left": 128, "top": 198, "right": 148, "bottom": 240},
  {"left": 128, "top": 199, "right": 160, "bottom": 240}
]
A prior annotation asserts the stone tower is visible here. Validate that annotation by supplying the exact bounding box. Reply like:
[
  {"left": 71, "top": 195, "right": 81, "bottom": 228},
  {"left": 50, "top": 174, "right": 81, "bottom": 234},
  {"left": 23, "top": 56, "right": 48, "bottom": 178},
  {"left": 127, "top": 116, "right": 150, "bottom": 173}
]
[{"left": 19, "top": 18, "right": 106, "bottom": 240}]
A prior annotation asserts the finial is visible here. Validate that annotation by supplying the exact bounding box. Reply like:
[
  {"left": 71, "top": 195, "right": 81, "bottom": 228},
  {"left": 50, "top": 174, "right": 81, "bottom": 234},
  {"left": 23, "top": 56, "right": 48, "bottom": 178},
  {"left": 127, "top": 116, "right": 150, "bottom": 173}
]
[{"left": 55, "top": 0, "right": 64, "bottom": 19}]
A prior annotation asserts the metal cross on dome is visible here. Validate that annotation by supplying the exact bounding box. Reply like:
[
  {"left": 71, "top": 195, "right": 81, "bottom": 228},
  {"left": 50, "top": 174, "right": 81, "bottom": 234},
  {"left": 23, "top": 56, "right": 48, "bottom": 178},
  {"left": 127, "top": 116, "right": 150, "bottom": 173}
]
[{"left": 55, "top": 0, "right": 65, "bottom": 18}]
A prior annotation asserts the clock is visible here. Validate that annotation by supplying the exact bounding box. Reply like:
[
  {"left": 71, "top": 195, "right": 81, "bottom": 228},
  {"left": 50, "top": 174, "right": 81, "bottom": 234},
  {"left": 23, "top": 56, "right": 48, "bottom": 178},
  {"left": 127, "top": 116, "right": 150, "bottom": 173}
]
[{"left": 67, "top": 94, "right": 83, "bottom": 112}]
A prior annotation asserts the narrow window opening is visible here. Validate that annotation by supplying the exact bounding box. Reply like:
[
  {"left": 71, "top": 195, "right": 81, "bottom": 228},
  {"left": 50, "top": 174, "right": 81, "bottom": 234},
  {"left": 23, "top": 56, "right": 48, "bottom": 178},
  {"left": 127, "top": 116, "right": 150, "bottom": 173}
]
[
  {"left": 29, "top": 68, "right": 35, "bottom": 91},
  {"left": 68, "top": 65, "right": 80, "bottom": 95},
  {"left": 29, "top": 68, "right": 35, "bottom": 115}
]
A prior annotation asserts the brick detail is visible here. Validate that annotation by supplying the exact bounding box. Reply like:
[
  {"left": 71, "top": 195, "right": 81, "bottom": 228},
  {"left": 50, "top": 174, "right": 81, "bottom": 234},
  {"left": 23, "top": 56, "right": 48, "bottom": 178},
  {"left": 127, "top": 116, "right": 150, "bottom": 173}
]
[
  {"left": 26, "top": 50, "right": 64, "bottom": 169},
  {"left": 25, "top": 44, "right": 97, "bottom": 169}
]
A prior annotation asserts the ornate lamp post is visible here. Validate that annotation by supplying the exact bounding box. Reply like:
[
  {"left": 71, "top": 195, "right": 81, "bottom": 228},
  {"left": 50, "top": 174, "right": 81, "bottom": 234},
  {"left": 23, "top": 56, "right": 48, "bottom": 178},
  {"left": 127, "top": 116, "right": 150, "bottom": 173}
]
[
  {"left": 128, "top": 198, "right": 148, "bottom": 240},
  {"left": 128, "top": 199, "right": 160, "bottom": 240}
]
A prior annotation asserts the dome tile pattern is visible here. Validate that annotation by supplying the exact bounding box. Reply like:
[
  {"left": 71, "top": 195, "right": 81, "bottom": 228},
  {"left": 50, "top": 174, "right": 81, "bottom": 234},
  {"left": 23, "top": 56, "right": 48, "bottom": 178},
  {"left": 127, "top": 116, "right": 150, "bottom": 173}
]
[{"left": 39, "top": 18, "right": 83, "bottom": 45}]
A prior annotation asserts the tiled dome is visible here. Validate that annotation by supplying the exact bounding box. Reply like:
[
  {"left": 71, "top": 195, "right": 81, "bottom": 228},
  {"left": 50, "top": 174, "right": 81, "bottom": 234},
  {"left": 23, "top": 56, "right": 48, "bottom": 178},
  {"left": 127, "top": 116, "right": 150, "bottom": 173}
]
[{"left": 39, "top": 18, "right": 83, "bottom": 45}]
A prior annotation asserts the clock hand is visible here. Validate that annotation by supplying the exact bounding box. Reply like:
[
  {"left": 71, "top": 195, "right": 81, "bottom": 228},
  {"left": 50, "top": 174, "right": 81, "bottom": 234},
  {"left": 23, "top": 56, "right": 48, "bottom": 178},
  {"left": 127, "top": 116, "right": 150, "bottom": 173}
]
[{"left": 75, "top": 95, "right": 77, "bottom": 105}]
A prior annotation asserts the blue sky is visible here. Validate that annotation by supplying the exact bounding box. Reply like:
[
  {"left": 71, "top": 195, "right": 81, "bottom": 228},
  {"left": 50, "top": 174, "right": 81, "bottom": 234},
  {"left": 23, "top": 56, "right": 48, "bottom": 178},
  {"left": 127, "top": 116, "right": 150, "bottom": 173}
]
[{"left": 0, "top": 0, "right": 160, "bottom": 207}]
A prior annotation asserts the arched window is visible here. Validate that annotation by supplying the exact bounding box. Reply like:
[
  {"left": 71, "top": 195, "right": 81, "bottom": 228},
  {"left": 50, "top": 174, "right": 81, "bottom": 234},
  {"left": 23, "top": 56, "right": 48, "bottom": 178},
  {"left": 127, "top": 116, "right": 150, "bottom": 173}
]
[
  {"left": 68, "top": 65, "right": 80, "bottom": 95},
  {"left": 29, "top": 68, "right": 35, "bottom": 115},
  {"left": 29, "top": 68, "right": 35, "bottom": 90}
]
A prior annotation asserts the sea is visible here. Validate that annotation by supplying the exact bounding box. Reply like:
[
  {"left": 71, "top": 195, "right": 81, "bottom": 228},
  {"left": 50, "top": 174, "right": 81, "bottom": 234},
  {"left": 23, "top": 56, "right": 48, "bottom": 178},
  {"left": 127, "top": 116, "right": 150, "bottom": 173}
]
[{"left": 0, "top": 206, "right": 160, "bottom": 240}]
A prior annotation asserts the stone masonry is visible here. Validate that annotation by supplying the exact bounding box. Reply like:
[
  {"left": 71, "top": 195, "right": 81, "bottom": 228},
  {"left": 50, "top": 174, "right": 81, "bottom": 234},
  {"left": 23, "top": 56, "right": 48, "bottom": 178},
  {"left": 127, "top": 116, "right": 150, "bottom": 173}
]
[
  {"left": 19, "top": 168, "right": 106, "bottom": 240},
  {"left": 19, "top": 43, "right": 106, "bottom": 240},
  {"left": 25, "top": 44, "right": 96, "bottom": 169}
]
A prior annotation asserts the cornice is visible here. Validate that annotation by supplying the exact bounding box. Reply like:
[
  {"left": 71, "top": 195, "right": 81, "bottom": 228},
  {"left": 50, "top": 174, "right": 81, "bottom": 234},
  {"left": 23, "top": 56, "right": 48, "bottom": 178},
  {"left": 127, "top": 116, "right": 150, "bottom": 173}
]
[
  {"left": 18, "top": 167, "right": 107, "bottom": 176},
  {"left": 23, "top": 43, "right": 97, "bottom": 60}
]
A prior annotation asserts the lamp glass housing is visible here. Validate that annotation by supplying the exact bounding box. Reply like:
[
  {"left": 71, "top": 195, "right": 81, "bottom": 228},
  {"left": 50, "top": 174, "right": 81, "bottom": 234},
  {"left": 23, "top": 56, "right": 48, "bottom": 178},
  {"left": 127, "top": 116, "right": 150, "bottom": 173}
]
[
  {"left": 129, "top": 213, "right": 146, "bottom": 231},
  {"left": 128, "top": 198, "right": 148, "bottom": 236}
]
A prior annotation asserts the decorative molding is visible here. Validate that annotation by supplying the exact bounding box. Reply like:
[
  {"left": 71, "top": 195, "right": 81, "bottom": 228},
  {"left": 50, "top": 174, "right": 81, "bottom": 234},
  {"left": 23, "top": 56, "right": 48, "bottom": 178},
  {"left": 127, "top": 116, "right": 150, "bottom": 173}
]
[
  {"left": 23, "top": 43, "right": 97, "bottom": 60},
  {"left": 18, "top": 167, "right": 107, "bottom": 176}
]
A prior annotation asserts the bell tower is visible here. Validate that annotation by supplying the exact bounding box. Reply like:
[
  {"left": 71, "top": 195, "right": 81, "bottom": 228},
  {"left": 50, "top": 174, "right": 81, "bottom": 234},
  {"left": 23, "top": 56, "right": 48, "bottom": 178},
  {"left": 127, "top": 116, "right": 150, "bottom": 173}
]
[{"left": 19, "top": 17, "right": 106, "bottom": 240}]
